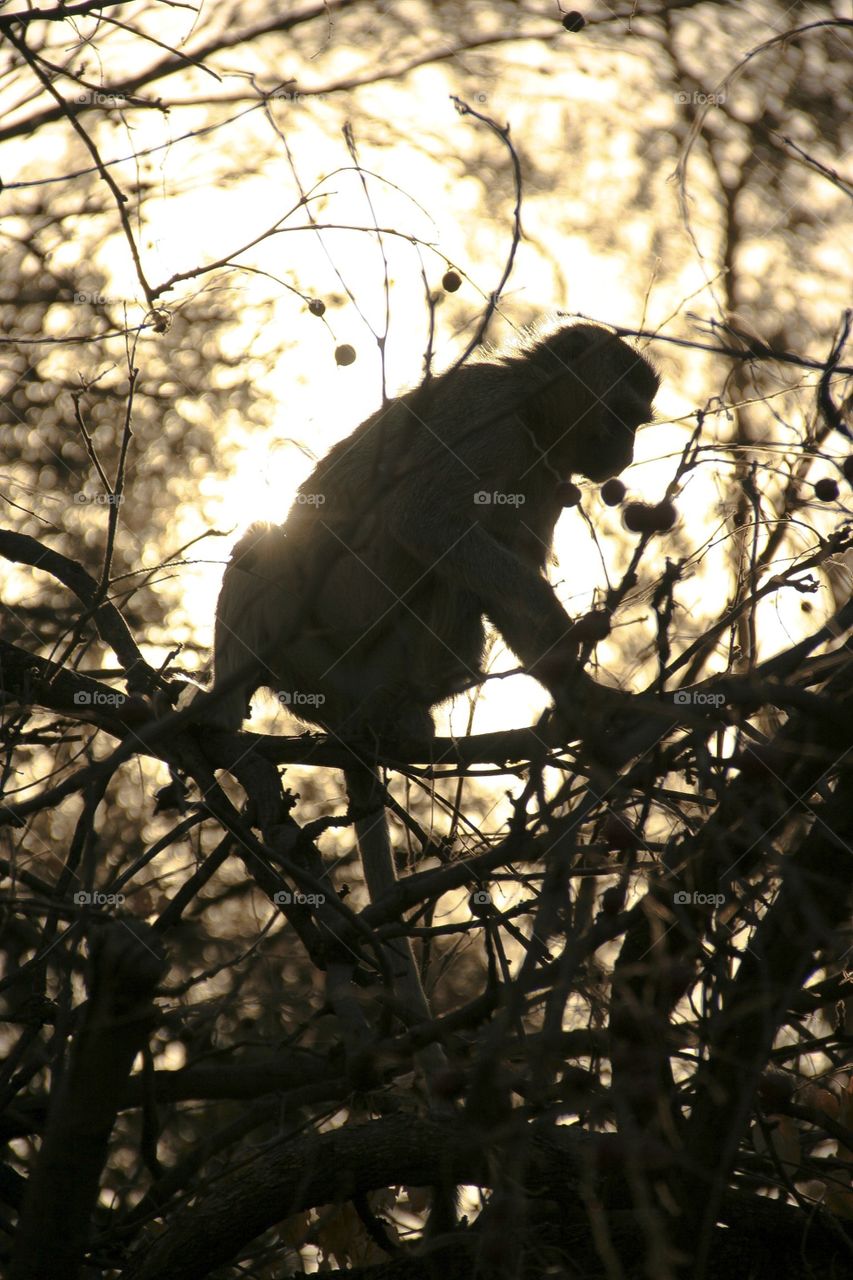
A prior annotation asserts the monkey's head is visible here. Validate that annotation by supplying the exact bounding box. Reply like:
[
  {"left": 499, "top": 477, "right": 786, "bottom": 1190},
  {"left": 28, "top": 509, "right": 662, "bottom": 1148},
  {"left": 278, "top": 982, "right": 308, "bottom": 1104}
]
[{"left": 519, "top": 323, "right": 660, "bottom": 483}]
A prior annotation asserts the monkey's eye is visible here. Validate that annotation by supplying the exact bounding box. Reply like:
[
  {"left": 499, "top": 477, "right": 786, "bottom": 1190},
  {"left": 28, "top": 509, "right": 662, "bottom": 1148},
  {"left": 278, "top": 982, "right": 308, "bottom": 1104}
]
[
  {"left": 603, "top": 405, "right": 639, "bottom": 433},
  {"left": 606, "top": 396, "right": 653, "bottom": 431}
]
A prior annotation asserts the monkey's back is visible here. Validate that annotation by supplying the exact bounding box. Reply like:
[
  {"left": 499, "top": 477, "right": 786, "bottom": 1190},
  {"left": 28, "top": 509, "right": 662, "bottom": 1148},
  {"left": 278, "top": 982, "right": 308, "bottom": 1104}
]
[{"left": 289, "top": 362, "right": 561, "bottom": 571}]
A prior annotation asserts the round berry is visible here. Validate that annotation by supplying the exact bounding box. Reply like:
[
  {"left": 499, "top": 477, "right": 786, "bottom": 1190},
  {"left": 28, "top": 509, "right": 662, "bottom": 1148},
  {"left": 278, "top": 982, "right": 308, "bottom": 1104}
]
[
  {"left": 308, "top": 299, "right": 326, "bottom": 316},
  {"left": 623, "top": 501, "right": 656, "bottom": 533},
  {"left": 650, "top": 499, "right": 677, "bottom": 531},
  {"left": 334, "top": 344, "right": 356, "bottom": 367},
  {"left": 562, "top": 10, "right": 586, "bottom": 31},
  {"left": 623, "top": 500, "right": 676, "bottom": 533},
  {"left": 814, "top": 477, "right": 839, "bottom": 502},
  {"left": 441, "top": 270, "right": 462, "bottom": 293},
  {"left": 600, "top": 477, "right": 626, "bottom": 507}
]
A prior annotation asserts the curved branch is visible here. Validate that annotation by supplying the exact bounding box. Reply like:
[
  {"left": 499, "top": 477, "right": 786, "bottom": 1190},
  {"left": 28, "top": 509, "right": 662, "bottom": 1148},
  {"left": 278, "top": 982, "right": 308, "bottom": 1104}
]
[{"left": 0, "top": 530, "right": 159, "bottom": 693}]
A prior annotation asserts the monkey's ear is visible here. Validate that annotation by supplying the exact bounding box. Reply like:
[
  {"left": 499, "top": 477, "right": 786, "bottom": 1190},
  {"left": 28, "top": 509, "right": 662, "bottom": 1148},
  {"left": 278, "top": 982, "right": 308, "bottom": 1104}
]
[{"left": 532, "top": 322, "right": 611, "bottom": 371}]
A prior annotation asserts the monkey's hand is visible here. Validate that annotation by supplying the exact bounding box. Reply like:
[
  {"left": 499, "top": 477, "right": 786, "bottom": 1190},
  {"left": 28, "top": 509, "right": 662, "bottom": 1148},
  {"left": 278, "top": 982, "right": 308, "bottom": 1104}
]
[
  {"left": 533, "top": 648, "right": 655, "bottom": 765},
  {"left": 556, "top": 679, "right": 684, "bottom": 767}
]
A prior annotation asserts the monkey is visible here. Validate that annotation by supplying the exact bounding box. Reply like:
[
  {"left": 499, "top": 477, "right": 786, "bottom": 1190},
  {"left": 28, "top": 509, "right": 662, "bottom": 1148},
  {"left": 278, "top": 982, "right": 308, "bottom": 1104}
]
[{"left": 199, "top": 321, "right": 659, "bottom": 1097}]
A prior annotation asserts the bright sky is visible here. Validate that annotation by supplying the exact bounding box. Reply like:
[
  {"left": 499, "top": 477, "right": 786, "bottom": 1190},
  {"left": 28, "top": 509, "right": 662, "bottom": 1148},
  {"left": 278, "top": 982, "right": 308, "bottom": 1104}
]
[{"left": 4, "top": 5, "right": 848, "bottom": 740}]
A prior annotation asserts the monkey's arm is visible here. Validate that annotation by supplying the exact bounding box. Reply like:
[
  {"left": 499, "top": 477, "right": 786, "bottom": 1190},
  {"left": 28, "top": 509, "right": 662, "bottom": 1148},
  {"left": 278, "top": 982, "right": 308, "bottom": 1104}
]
[{"left": 396, "top": 519, "right": 580, "bottom": 689}]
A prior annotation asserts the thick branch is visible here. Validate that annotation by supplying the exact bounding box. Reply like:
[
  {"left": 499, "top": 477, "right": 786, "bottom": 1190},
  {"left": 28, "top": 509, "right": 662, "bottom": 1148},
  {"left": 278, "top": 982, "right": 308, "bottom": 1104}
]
[{"left": 10, "top": 921, "right": 165, "bottom": 1280}]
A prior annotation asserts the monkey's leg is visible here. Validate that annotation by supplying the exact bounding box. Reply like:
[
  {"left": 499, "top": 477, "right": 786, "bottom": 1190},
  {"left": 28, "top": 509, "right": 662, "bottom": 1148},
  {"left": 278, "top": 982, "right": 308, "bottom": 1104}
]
[{"left": 344, "top": 765, "right": 449, "bottom": 1094}]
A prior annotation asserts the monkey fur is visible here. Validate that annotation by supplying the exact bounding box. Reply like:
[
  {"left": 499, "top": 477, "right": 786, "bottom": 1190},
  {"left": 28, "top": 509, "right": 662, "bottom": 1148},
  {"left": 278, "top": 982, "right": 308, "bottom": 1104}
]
[
  {"left": 206, "top": 323, "right": 658, "bottom": 738},
  {"left": 200, "top": 322, "right": 658, "bottom": 1100}
]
